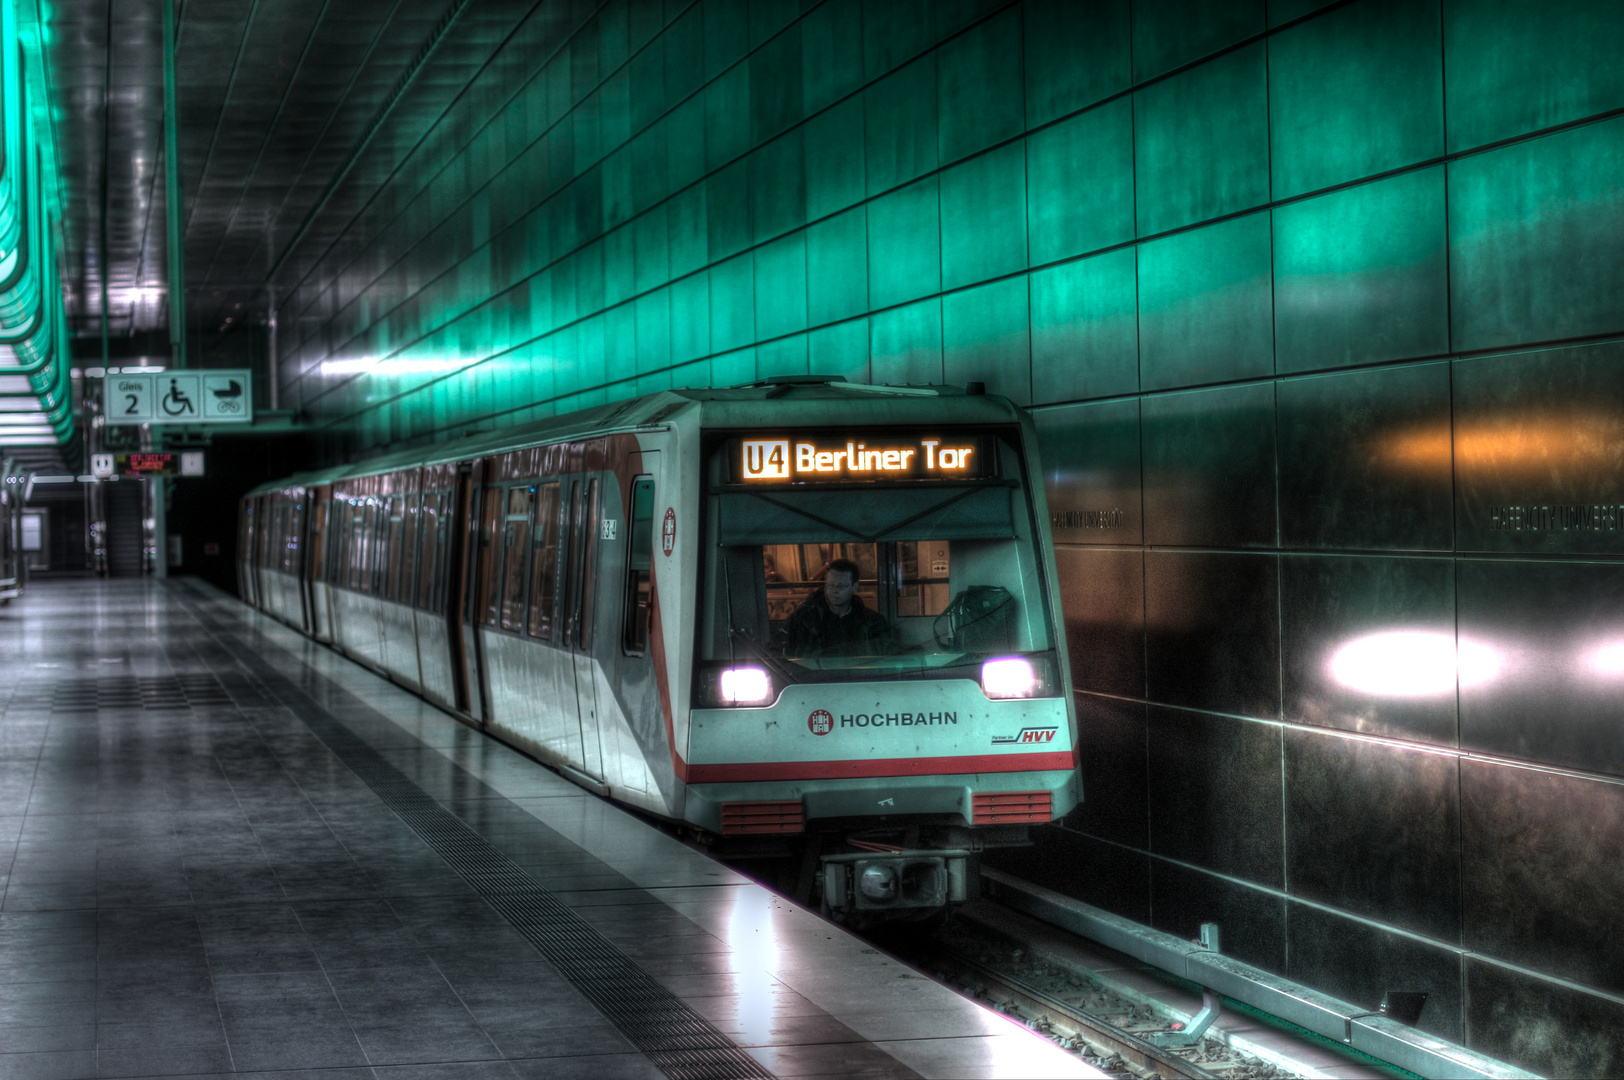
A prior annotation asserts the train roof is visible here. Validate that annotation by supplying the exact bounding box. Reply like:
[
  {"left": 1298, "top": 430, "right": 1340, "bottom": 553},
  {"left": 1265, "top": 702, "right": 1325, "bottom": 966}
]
[{"left": 242, "top": 378, "right": 1025, "bottom": 498}]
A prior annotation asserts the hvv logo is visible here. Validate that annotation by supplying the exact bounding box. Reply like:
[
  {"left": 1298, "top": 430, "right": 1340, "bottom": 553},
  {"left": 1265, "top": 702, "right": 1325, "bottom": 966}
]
[{"left": 991, "top": 727, "right": 1058, "bottom": 746}]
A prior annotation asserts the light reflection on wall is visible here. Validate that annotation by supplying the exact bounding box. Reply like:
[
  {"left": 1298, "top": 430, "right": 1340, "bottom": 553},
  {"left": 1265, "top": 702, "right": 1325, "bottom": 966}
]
[
  {"left": 315, "top": 357, "right": 477, "bottom": 377},
  {"left": 1583, "top": 641, "right": 1624, "bottom": 677},
  {"left": 1328, "top": 629, "right": 1503, "bottom": 696},
  {"left": 1375, "top": 413, "right": 1624, "bottom": 476}
]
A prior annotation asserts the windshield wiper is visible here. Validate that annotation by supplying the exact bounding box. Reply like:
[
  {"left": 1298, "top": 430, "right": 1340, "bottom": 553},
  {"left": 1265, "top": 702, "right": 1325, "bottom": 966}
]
[{"left": 729, "top": 628, "right": 802, "bottom": 684}]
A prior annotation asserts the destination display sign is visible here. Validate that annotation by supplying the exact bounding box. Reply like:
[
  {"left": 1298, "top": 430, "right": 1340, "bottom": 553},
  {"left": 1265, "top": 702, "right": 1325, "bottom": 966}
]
[
  {"left": 733, "top": 434, "right": 988, "bottom": 483},
  {"left": 114, "top": 452, "right": 206, "bottom": 477}
]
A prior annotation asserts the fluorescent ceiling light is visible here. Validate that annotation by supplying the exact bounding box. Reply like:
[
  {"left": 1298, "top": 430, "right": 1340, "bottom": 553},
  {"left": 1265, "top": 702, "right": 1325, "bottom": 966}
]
[
  {"left": 318, "top": 356, "right": 474, "bottom": 376},
  {"left": 0, "top": 398, "right": 45, "bottom": 412},
  {"left": 0, "top": 376, "right": 31, "bottom": 392},
  {"left": 0, "top": 436, "right": 57, "bottom": 446}
]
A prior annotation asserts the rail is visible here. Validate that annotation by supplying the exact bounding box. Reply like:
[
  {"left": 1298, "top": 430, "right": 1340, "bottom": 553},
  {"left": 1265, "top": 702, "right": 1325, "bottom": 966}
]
[{"left": 982, "top": 868, "right": 1539, "bottom": 1080}]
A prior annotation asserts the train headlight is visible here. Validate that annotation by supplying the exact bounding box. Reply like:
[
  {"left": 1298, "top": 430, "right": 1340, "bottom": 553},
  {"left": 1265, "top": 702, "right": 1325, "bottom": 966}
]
[
  {"left": 718, "top": 666, "right": 773, "bottom": 704},
  {"left": 981, "top": 657, "right": 1037, "bottom": 699}
]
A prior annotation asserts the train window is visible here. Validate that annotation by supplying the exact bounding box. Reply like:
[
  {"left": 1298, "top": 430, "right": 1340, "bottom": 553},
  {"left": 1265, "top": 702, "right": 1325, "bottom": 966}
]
[
  {"left": 353, "top": 502, "right": 372, "bottom": 592},
  {"left": 622, "top": 477, "right": 656, "bottom": 654},
  {"left": 307, "top": 501, "right": 328, "bottom": 582},
  {"left": 527, "top": 482, "right": 562, "bottom": 639},
  {"left": 417, "top": 490, "right": 440, "bottom": 610},
  {"left": 701, "top": 434, "right": 1053, "bottom": 680},
  {"left": 399, "top": 493, "right": 420, "bottom": 605},
  {"left": 383, "top": 496, "right": 406, "bottom": 601},
  {"left": 479, "top": 487, "right": 503, "bottom": 627},
  {"left": 500, "top": 486, "right": 533, "bottom": 632}
]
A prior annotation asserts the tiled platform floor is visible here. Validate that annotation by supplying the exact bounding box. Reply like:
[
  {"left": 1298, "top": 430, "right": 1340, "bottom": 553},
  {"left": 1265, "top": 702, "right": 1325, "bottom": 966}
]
[{"left": 0, "top": 579, "right": 1098, "bottom": 1080}]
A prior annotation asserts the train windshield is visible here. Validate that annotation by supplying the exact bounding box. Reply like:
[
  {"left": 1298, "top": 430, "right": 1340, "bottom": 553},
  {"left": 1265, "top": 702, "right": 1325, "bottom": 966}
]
[{"left": 700, "top": 430, "right": 1054, "bottom": 687}]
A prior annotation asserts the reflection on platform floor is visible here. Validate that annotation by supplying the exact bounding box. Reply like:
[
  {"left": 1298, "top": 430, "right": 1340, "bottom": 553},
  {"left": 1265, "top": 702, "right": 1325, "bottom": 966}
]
[{"left": 0, "top": 579, "right": 1099, "bottom": 1079}]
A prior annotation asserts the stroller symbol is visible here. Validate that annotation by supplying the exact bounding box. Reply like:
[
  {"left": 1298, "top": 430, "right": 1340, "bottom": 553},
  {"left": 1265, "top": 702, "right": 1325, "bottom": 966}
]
[{"left": 161, "top": 378, "right": 196, "bottom": 416}]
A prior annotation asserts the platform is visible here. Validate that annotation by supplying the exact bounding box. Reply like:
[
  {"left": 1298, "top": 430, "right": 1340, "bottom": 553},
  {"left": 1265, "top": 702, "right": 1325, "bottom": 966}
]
[{"left": 0, "top": 579, "right": 1100, "bottom": 1079}]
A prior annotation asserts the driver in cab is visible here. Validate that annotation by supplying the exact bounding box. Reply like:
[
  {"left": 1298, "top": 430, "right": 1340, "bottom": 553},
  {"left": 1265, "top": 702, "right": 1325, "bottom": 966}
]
[{"left": 782, "top": 558, "right": 892, "bottom": 657}]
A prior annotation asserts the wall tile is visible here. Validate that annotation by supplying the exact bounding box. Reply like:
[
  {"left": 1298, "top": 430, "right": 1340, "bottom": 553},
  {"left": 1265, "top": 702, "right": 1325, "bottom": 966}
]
[
  {"left": 1068, "top": 694, "right": 1147, "bottom": 846},
  {"left": 1138, "top": 213, "right": 1273, "bottom": 390},
  {"left": 1465, "top": 955, "right": 1624, "bottom": 1078},
  {"left": 1056, "top": 549, "right": 1145, "bottom": 699},
  {"left": 1459, "top": 559, "right": 1624, "bottom": 777},
  {"left": 1285, "top": 728, "right": 1461, "bottom": 941},
  {"left": 1131, "top": 0, "right": 1264, "bottom": 82},
  {"left": 937, "top": 7, "right": 1024, "bottom": 165},
  {"left": 1033, "top": 396, "right": 1143, "bottom": 546},
  {"left": 804, "top": 97, "right": 865, "bottom": 220},
  {"left": 808, "top": 318, "right": 869, "bottom": 383},
  {"left": 865, "top": 56, "right": 938, "bottom": 195},
  {"left": 800, "top": 0, "right": 864, "bottom": 114},
  {"left": 867, "top": 177, "right": 941, "bottom": 309},
  {"left": 940, "top": 143, "right": 1027, "bottom": 290},
  {"left": 862, "top": 0, "right": 935, "bottom": 80},
  {"left": 987, "top": 827, "right": 1151, "bottom": 924},
  {"left": 1445, "top": 0, "right": 1624, "bottom": 153},
  {"left": 1453, "top": 342, "right": 1624, "bottom": 554},
  {"left": 1268, "top": 0, "right": 1442, "bottom": 199},
  {"left": 805, "top": 207, "right": 868, "bottom": 326},
  {"left": 1150, "top": 859, "right": 1286, "bottom": 974},
  {"left": 1277, "top": 363, "right": 1453, "bottom": 551},
  {"left": 1023, "top": 0, "right": 1130, "bottom": 128},
  {"left": 1147, "top": 706, "right": 1283, "bottom": 884},
  {"left": 1449, "top": 116, "right": 1624, "bottom": 352},
  {"left": 1286, "top": 902, "right": 1464, "bottom": 1041},
  {"left": 1142, "top": 382, "right": 1275, "bottom": 548},
  {"left": 1026, "top": 98, "right": 1135, "bottom": 266},
  {"left": 1279, "top": 554, "right": 1457, "bottom": 745},
  {"left": 942, "top": 277, "right": 1031, "bottom": 404},
  {"left": 749, "top": 130, "right": 805, "bottom": 243},
  {"left": 1461, "top": 760, "right": 1624, "bottom": 996},
  {"left": 1145, "top": 553, "right": 1280, "bottom": 719},
  {"left": 753, "top": 232, "right": 807, "bottom": 339},
  {"left": 1133, "top": 42, "right": 1269, "bottom": 234},
  {"left": 1030, "top": 249, "right": 1139, "bottom": 405},
  {"left": 869, "top": 297, "right": 942, "bottom": 384},
  {"left": 1273, "top": 169, "right": 1448, "bottom": 374}
]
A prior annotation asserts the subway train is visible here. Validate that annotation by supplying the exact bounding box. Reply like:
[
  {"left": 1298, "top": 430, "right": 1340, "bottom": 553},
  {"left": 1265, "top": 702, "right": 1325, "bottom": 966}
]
[{"left": 239, "top": 378, "right": 1079, "bottom": 918}]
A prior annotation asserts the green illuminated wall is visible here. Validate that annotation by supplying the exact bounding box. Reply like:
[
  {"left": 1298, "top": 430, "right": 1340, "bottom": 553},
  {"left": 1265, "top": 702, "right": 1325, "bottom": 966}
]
[{"left": 278, "top": 2, "right": 1624, "bottom": 1071}]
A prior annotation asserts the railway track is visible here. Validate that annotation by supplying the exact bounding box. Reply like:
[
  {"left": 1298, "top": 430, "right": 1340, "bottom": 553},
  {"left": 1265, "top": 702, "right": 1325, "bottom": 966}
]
[
  {"left": 930, "top": 947, "right": 1224, "bottom": 1079},
  {"left": 877, "top": 904, "right": 1354, "bottom": 1080}
]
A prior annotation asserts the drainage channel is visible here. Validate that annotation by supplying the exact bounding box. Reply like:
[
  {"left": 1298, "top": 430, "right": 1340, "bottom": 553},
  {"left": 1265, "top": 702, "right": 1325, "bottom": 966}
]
[{"left": 191, "top": 604, "right": 773, "bottom": 1080}]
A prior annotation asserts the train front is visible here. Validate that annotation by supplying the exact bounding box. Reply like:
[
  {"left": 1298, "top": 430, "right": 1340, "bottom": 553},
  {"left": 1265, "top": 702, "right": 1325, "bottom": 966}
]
[{"left": 685, "top": 395, "right": 1078, "bottom": 921}]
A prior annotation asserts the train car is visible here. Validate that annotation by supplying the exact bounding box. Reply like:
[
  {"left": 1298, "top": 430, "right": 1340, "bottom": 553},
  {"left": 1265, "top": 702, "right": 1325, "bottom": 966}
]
[{"left": 240, "top": 377, "right": 1079, "bottom": 918}]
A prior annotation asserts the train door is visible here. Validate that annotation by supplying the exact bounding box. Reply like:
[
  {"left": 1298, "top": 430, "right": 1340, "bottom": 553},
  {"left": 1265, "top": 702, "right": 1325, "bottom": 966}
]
[
  {"left": 564, "top": 452, "right": 604, "bottom": 780},
  {"left": 606, "top": 452, "right": 660, "bottom": 795},
  {"left": 445, "top": 465, "right": 475, "bottom": 714},
  {"left": 456, "top": 460, "right": 498, "bottom": 724}
]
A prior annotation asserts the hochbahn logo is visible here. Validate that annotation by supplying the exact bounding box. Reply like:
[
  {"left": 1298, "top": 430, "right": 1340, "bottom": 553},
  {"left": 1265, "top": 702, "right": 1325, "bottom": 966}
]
[
  {"left": 992, "top": 727, "right": 1058, "bottom": 745},
  {"left": 808, "top": 710, "right": 960, "bottom": 734}
]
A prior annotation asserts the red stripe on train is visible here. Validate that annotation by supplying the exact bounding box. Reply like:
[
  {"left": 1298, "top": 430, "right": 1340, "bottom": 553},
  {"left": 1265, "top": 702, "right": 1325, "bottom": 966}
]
[{"left": 685, "top": 750, "right": 1077, "bottom": 784}]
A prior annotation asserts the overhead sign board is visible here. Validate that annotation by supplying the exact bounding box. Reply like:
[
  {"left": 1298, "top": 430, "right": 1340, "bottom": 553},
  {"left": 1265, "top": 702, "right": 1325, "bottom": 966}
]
[
  {"left": 102, "top": 370, "right": 252, "bottom": 425},
  {"left": 110, "top": 452, "right": 207, "bottom": 477}
]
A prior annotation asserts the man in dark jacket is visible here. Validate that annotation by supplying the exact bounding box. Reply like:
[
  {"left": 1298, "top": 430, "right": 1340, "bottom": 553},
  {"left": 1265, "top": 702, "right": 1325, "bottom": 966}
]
[{"left": 782, "top": 558, "right": 891, "bottom": 657}]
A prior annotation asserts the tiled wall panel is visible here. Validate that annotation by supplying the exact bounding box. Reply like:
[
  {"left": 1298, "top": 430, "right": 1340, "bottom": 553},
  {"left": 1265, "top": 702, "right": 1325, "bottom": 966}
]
[{"left": 271, "top": 1, "right": 1624, "bottom": 1070}]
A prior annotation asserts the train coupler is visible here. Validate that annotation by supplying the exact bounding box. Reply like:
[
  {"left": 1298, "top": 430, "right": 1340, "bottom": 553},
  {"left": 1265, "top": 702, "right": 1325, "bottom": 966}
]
[{"left": 819, "top": 849, "right": 972, "bottom": 914}]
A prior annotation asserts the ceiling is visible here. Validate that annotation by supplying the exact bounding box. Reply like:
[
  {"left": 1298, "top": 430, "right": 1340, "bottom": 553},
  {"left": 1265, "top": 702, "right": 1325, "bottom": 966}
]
[{"left": 44, "top": 0, "right": 461, "bottom": 347}]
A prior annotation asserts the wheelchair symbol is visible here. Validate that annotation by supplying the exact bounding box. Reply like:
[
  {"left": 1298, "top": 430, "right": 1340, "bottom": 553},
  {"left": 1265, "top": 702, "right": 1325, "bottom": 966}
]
[{"left": 161, "top": 378, "right": 196, "bottom": 416}]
